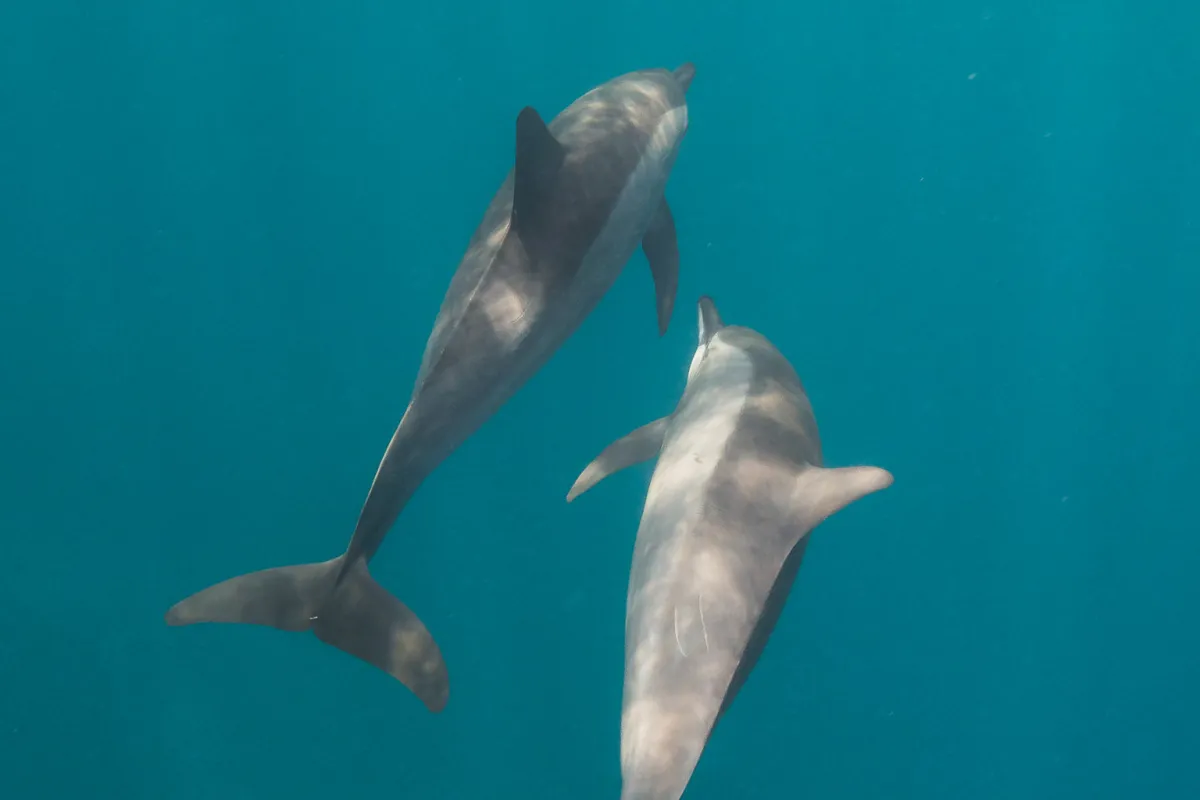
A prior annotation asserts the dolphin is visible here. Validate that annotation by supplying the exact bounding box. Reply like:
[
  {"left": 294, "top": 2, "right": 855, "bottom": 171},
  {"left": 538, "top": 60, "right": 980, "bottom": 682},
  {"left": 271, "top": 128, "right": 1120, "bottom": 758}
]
[
  {"left": 165, "top": 63, "right": 697, "bottom": 714},
  {"left": 566, "top": 296, "right": 893, "bottom": 799}
]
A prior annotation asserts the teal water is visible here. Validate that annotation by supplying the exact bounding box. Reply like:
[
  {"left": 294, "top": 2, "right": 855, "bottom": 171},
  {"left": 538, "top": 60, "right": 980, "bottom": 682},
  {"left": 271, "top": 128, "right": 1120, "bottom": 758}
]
[{"left": 2, "top": 2, "right": 1197, "bottom": 798}]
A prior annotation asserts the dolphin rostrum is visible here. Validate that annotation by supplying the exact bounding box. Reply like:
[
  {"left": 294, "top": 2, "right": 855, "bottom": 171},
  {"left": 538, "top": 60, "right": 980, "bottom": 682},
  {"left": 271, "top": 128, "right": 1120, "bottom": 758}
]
[
  {"left": 567, "top": 296, "right": 893, "bottom": 799},
  {"left": 165, "top": 63, "right": 696, "bottom": 714}
]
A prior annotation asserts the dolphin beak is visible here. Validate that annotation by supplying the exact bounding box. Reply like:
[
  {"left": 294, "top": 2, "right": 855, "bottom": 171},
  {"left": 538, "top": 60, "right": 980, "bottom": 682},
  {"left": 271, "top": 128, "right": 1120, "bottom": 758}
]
[
  {"left": 697, "top": 295, "right": 723, "bottom": 345},
  {"left": 673, "top": 62, "right": 695, "bottom": 93}
]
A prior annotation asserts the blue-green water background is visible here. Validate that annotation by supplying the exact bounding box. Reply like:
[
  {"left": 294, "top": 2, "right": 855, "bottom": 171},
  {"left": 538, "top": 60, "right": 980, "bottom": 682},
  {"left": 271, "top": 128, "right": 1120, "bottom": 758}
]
[{"left": 2, "top": 2, "right": 1197, "bottom": 798}]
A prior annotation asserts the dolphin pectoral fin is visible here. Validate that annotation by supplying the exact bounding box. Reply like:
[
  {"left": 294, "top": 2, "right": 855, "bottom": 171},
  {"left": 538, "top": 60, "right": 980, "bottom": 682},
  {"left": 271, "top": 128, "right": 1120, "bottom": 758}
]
[
  {"left": 793, "top": 465, "right": 894, "bottom": 532},
  {"left": 567, "top": 416, "right": 670, "bottom": 502},
  {"left": 165, "top": 555, "right": 449, "bottom": 713},
  {"left": 674, "top": 62, "right": 696, "bottom": 93},
  {"left": 512, "top": 105, "right": 565, "bottom": 242},
  {"left": 643, "top": 200, "right": 680, "bottom": 336}
]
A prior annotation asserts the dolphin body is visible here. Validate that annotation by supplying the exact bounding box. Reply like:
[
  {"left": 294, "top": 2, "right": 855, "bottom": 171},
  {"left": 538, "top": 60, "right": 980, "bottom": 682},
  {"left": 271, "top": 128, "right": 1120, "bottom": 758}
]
[
  {"left": 165, "top": 63, "right": 696, "bottom": 714},
  {"left": 567, "top": 297, "right": 893, "bottom": 800}
]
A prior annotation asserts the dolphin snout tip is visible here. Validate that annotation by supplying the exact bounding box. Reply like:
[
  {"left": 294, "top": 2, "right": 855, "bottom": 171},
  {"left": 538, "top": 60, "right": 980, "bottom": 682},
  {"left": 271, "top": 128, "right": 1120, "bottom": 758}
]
[{"left": 673, "top": 62, "right": 696, "bottom": 92}]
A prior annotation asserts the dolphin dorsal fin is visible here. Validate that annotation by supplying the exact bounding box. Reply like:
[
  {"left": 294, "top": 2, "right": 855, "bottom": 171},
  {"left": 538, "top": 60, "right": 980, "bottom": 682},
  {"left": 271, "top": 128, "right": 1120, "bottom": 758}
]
[
  {"left": 792, "top": 465, "right": 894, "bottom": 532},
  {"left": 566, "top": 416, "right": 671, "bottom": 502},
  {"left": 512, "top": 106, "right": 565, "bottom": 241}
]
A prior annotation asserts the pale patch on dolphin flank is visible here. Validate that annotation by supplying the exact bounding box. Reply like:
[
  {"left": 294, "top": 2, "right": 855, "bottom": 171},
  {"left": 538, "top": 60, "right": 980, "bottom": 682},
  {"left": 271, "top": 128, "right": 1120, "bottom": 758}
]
[
  {"left": 419, "top": 215, "right": 516, "bottom": 387},
  {"left": 478, "top": 273, "right": 537, "bottom": 347}
]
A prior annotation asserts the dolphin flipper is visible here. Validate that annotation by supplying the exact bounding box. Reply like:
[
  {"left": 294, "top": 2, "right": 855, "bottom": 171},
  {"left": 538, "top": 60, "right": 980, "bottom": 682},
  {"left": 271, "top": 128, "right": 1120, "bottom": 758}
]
[
  {"left": 165, "top": 555, "right": 449, "bottom": 713},
  {"left": 791, "top": 465, "right": 894, "bottom": 533},
  {"left": 642, "top": 200, "right": 680, "bottom": 336},
  {"left": 673, "top": 62, "right": 696, "bottom": 93},
  {"left": 567, "top": 416, "right": 670, "bottom": 501}
]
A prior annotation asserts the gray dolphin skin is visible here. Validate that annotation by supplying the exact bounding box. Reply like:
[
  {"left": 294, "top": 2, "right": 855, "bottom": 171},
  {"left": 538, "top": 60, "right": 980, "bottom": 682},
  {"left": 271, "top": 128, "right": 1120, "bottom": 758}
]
[
  {"left": 164, "top": 63, "right": 696, "bottom": 714},
  {"left": 567, "top": 297, "right": 893, "bottom": 800}
]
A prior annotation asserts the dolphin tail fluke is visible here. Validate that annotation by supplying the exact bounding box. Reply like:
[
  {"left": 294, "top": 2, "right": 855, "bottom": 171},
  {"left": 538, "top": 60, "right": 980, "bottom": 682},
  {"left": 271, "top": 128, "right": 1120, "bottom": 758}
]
[{"left": 165, "top": 555, "right": 449, "bottom": 713}]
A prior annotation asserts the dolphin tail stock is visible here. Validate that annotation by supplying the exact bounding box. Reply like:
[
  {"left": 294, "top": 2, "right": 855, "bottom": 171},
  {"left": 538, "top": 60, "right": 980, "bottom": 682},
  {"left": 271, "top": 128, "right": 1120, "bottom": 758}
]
[{"left": 165, "top": 553, "right": 449, "bottom": 713}]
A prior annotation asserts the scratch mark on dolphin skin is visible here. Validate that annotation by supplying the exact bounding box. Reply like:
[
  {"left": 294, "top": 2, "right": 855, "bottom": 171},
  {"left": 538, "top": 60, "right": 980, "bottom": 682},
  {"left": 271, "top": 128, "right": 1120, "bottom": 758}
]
[
  {"left": 698, "top": 594, "right": 710, "bottom": 652},
  {"left": 674, "top": 606, "right": 688, "bottom": 657}
]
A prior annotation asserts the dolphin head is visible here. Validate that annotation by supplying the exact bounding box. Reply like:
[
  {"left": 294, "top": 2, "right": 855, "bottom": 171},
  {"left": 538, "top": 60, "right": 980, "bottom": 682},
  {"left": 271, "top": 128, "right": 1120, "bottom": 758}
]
[
  {"left": 571, "top": 63, "right": 692, "bottom": 185},
  {"left": 602, "top": 63, "right": 693, "bottom": 113},
  {"left": 686, "top": 295, "right": 725, "bottom": 382}
]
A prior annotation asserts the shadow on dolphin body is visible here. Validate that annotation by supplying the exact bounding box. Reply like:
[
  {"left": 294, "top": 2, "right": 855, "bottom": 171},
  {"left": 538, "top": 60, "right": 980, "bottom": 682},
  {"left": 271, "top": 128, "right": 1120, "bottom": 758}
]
[
  {"left": 568, "top": 296, "right": 893, "bottom": 799},
  {"left": 165, "top": 62, "right": 697, "bottom": 715}
]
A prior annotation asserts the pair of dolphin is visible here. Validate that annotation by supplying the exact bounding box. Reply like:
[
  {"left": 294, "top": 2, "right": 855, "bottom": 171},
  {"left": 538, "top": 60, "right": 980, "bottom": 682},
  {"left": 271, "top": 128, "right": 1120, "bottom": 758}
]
[
  {"left": 166, "top": 62, "right": 893, "bottom": 800},
  {"left": 167, "top": 63, "right": 696, "bottom": 710}
]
